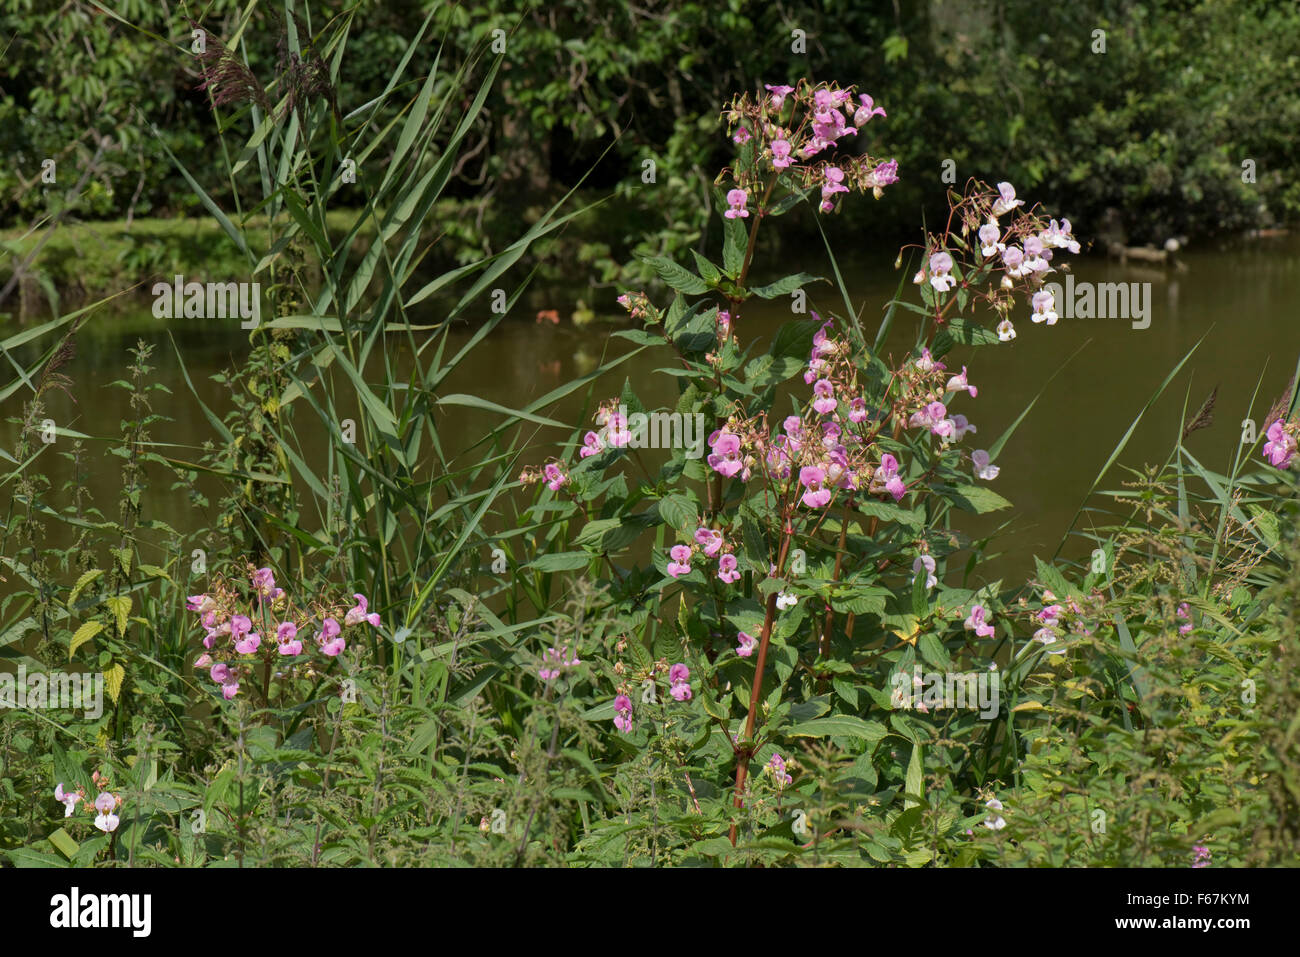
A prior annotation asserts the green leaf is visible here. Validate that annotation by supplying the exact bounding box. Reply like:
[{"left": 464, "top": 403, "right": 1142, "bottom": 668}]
[
  {"left": 749, "top": 273, "right": 823, "bottom": 299},
  {"left": 657, "top": 493, "right": 698, "bottom": 530},
  {"left": 690, "top": 250, "right": 722, "bottom": 285},
  {"left": 527, "top": 552, "right": 591, "bottom": 573},
  {"left": 940, "top": 484, "right": 1012, "bottom": 514},
  {"left": 104, "top": 595, "right": 132, "bottom": 635},
  {"left": 786, "top": 716, "right": 887, "bottom": 742},
  {"left": 48, "top": 828, "right": 80, "bottom": 860},
  {"left": 638, "top": 255, "right": 709, "bottom": 295},
  {"left": 69, "top": 621, "right": 104, "bottom": 660},
  {"left": 904, "top": 744, "right": 923, "bottom": 809},
  {"left": 68, "top": 569, "right": 104, "bottom": 606}
]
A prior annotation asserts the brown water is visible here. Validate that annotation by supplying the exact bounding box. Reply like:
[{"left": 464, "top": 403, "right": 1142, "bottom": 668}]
[{"left": 4, "top": 234, "right": 1299, "bottom": 588}]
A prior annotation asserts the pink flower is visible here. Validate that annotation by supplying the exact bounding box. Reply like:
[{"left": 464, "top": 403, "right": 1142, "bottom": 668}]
[
  {"left": 94, "top": 791, "right": 116, "bottom": 814},
  {"left": 234, "top": 631, "right": 261, "bottom": 655},
  {"left": 344, "top": 593, "right": 382, "bottom": 628},
  {"left": 580, "top": 431, "right": 604, "bottom": 458},
  {"left": 186, "top": 594, "right": 214, "bottom": 613},
  {"left": 54, "top": 783, "right": 81, "bottom": 817},
  {"left": 909, "top": 400, "right": 948, "bottom": 432},
  {"left": 951, "top": 414, "right": 976, "bottom": 440},
  {"left": 276, "top": 622, "right": 302, "bottom": 656},
  {"left": 766, "top": 753, "right": 792, "bottom": 787},
  {"left": 764, "top": 83, "right": 795, "bottom": 109},
  {"left": 221, "top": 682, "right": 240, "bottom": 700},
  {"left": 230, "top": 614, "right": 252, "bottom": 643},
  {"left": 1002, "top": 245, "right": 1027, "bottom": 278},
  {"left": 799, "top": 466, "right": 833, "bottom": 508},
  {"left": 544, "top": 463, "right": 567, "bottom": 491},
  {"left": 875, "top": 454, "right": 907, "bottom": 502},
  {"left": 694, "top": 527, "right": 724, "bottom": 557},
  {"left": 668, "top": 664, "right": 692, "bottom": 701},
  {"left": 251, "top": 566, "right": 276, "bottom": 598},
  {"left": 964, "top": 604, "right": 996, "bottom": 638},
  {"left": 194, "top": 653, "right": 212, "bottom": 669},
  {"left": 849, "top": 398, "right": 868, "bottom": 423},
  {"left": 946, "top": 366, "right": 977, "bottom": 398},
  {"left": 854, "top": 93, "right": 886, "bottom": 126},
  {"left": 1263, "top": 420, "right": 1296, "bottom": 468},
  {"left": 771, "top": 137, "right": 792, "bottom": 170},
  {"left": 914, "top": 347, "right": 944, "bottom": 373},
  {"left": 707, "top": 431, "right": 745, "bottom": 478},
  {"left": 318, "top": 617, "right": 345, "bottom": 657},
  {"left": 929, "top": 252, "right": 955, "bottom": 292},
  {"left": 978, "top": 223, "right": 1005, "bottom": 258},
  {"left": 991, "top": 181, "right": 1023, "bottom": 217},
  {"left": 812, "top": 378, "right": 837, "bottom": 414},
  {"left": 869, "top": 159, "right": 899, "bottom": 188},
  {"left": 716, "top": 310, "right": 732, "bottom": 340},
  {"left": 1176, "top": 602, "right": 1192, "bottom": 635},
  {"left": 733, "top": 126, "right": 751, "bottom": 144},
  {"left": 736, "top": 631, "right": 756, "bottom": 657},
  {"left": 613, "top": 694, "right": 633, "bottom": 733},
  {"left": 717, "top": 553, "right": 741, "bottom": 584},
  {"left": 666, "top": 544, "right": 693, "bottom": 578},
  {"left": 1037, "top": 604, "right": 1063, "bottom": 624},
  {"left": 210, "top": 662, "right": 231, "bottom": 683},
  {"left": 725, "top": 188, "right": 750, "bottom": 219}
]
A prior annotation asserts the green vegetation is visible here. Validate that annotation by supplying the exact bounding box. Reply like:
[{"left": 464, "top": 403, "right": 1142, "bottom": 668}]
[{"left": 2, "top": 0, "right": 1298, "bottom": 869}]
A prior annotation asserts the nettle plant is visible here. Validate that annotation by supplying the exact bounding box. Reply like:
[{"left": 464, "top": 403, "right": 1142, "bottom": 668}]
[{"left": 517, "top": 81, "right": 1085, "bottom": 859}]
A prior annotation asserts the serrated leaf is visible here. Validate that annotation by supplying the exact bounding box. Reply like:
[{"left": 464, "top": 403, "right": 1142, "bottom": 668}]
[
  {"left": 657, "top": 493, "right": 697, "bottom": 530},
  {"left": 104, "top": 595, "right": 131, "bottom": 635},
  {"left": 69, "top": 621, "right": 104, "bottom": 660},
  {"left": 639, "top": 255, "right": 709, "bottom": 295},
  {"left": 690, "top": 250, "right": 722, "bottom": 285},
  {"left": 749, "top": 272, "right": 822, "bottom": 299},
  {"left": 103, "top": 663, "right": 125, "bottom": 704},
  {"left": 68, "top": 569, "right": 104, "bottom": 606}
]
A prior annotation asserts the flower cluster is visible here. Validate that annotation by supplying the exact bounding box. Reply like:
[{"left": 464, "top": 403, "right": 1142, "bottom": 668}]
[
  {"left": 186, "top": 566, "right": 381, "bottom": 699},
  {"left": 519, "top": 461, "right": 568, "bottom": 491},
  {"left": 53, "top": 771, "right": 123, "bottom": 833},
  {"left": 579, "top": 400, "right": 634, "bottom": 459},
  {"left": 538, "top": 643, "right": 580, "bottom": 681},
  {"left": 913, "top": 180, "right": 1083, "bottom": 339},
  {"left": 765, "top": 752, "right": 793, "bottom": 788},
  {"left": 669, "top": 663, "right": 692, "bottom": 701},
  {"left": 721, "top": 81, "right": 898, "bottom": 215},
  {"left": 664, "top": 525, "right": 745, "bottom": 582}
]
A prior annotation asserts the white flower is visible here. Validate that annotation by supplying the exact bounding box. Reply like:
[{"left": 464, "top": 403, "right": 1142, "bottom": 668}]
[
  {"left": 972, "top": 450, "right": 1000, "bottom": 481},
  {"left": 776, "top": 591, "right": 798, "bottom": 611},
  {"left": 997, "top": 319, "right": 1017, "bottom": 341},
  {"left": 912, "top": 555, "right": 938, "bottom": 590}
]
